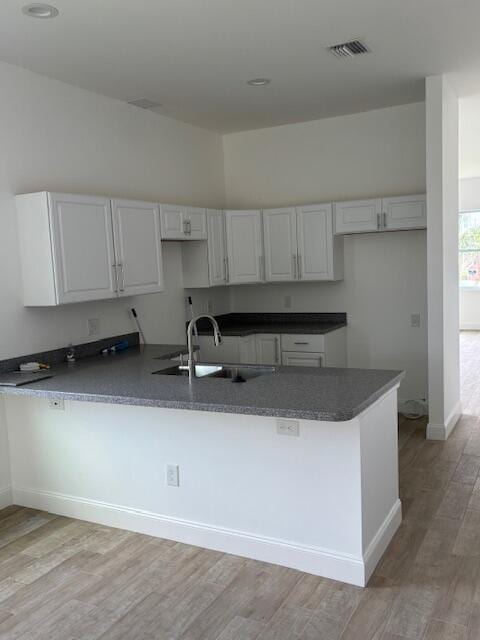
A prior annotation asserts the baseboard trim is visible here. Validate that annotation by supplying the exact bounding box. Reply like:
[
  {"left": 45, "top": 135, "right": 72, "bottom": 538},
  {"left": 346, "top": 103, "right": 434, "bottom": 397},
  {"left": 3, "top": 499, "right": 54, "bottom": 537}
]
[
  {"left": 460, "top": 324, "right": 480, "bottom": 331},
  {"left": 427, "top": 401, "right": 462, "bottom": 441},
  {"left": 0, "top": 486, "right": 13, "bottom": 510},
  {"left": 363, "top": 499, "right": 402, "bottom": 584},
  {"left": 13, "top": 486, "right": 371, "bottom": 586}
]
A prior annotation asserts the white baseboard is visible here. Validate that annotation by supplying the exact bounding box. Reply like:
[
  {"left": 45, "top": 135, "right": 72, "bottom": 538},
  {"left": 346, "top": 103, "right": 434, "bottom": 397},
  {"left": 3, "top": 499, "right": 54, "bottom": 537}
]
[
  {"left": 0, "top": 486, "right": 13, "bottom": 510},
  {"left": 427, "top": 401, "right": 462, "bottom": 441},
  {"left": 13, "top": 485, "right": 379, "bottom": 586},
  {"left": 363, "top": 500, "right": 402, "bottom": 584}
]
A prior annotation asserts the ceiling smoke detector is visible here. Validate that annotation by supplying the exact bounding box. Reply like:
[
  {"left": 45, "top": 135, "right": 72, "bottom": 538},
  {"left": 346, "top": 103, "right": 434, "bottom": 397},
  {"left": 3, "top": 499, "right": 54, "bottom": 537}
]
[
  {"left": 127, "top": 98, "right": 162, "bottom": 110},
  {"left": 22, "top": 4, "right": 59, "bottom": 18},
  {"left": 327, "top": 39, "right": 370, "bottom": 59}
]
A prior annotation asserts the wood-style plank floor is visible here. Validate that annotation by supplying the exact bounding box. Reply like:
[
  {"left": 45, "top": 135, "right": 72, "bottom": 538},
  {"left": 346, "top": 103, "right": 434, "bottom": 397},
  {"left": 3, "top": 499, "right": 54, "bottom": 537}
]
[{"left": 1, "top": 333, "right": 480, "bottom": 639}]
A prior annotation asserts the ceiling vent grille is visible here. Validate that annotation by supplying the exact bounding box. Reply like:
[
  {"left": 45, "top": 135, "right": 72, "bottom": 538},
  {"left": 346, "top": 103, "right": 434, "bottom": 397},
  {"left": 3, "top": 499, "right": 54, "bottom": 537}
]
[
  {"left": 127, "top": 98, "right": 161, "bottom": 110},
  {"left": 327, "top": 39, "right": 369, "bottom": 59}
]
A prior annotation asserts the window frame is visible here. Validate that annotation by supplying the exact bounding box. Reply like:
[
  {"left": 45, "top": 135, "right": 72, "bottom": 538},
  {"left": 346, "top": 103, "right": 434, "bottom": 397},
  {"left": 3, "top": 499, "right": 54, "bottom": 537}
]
[{"left": 459, "top": 208, "right": 480, "bottom": 291}]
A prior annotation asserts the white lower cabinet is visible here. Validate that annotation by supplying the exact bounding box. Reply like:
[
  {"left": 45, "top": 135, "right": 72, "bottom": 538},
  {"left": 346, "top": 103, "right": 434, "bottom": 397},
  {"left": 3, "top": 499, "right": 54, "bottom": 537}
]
[
  {"left": 197, "top": 335, "right": 257, "bottom": 364},
  {"left": 15, "top": 192, "right": 164, "bottom": 306},
  {"left": 239, "top": 334, "right": 257, "bottom": 364},
  {"left": 255, "top": 334, "right": 281, "bottom": 365},
  {"left": 281, "top": 329, "right": 347, "bottom": 368}
]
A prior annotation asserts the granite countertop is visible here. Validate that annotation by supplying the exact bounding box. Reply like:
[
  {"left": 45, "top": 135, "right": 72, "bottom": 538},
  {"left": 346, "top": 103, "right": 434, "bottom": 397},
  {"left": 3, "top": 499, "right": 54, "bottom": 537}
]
[
  {"left": 194, "top": 313, "right": 347, "bottom": 337},
  {"left": 0, "top": 343, "right": 404, "bottom": 422}
]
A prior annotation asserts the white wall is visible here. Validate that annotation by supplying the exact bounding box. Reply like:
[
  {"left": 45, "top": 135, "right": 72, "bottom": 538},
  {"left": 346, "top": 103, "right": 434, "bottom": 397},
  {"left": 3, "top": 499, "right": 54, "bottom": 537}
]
[
  {"left": 0, "top": 61, "right": 227, "bottom": 361},
  {"left": 459, "top": 178, "right": 480, "bottom": 330},
  {"left": 223, "top": 103, "right": 427, "bottom": 405},
  {"left": 426, "top": 76, "right": 460, "bottom": 439}
]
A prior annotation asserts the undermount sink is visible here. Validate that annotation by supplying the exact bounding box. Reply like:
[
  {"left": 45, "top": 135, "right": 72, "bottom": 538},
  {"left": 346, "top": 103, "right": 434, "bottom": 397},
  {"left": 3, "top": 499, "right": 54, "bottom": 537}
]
[{"left": 153, "top": 363, "right": 276, "bottom": 381}]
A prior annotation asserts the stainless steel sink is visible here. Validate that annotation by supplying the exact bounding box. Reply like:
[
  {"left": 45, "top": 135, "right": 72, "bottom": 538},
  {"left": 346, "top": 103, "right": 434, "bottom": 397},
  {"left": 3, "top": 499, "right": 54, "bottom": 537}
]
[{"left": 153, "top": 363, "right": 276, "bottom": 381}]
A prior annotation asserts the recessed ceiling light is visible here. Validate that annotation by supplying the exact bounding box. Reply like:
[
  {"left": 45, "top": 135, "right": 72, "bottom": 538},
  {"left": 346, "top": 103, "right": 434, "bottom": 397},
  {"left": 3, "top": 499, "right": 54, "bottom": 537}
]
[
  {"left": 247, "top": 78, "right": 271, "bottom": 86},
  {"left": 22, "top": 4, "right": 59, "bottom": 18}
]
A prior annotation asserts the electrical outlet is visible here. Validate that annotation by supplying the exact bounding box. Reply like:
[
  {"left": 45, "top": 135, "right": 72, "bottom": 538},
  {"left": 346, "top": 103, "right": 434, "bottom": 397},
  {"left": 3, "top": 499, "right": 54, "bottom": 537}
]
[
  {"left": 411, "top": 313, "right": 421, "bottom": 328},
  {"left": 283, "top": 295, "right": 292, "bottom": 309},
  {"left": 206, "top": 300, "right": 213, "bottom": 314},
  {"left": 277, "top": 419, "right": 300, "bottom": 437},
  {"left": 48, "top": 398, "right": 65, "bottom": 411},
  {"left": 166, "top": 464, "right": 180, "bottom": 487},
  {"left": 87, "top": 318, "right": 100, "bottom": 336}
]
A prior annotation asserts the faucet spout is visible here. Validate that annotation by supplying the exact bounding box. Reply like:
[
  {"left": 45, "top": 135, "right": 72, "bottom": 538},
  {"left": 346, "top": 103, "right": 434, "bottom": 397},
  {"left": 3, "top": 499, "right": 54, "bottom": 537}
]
[{"left": 187, "top": 315, "right": 222, "bottom": 381}]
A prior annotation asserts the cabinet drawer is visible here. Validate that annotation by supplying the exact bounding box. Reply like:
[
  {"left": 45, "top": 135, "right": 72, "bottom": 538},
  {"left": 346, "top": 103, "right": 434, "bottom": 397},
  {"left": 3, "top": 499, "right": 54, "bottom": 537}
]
[
  {"left": 281, "top": 334, "right": 325, "bottom": 352},
  {"left": 281, "top": 351, "right": 324, "bottom": 367}
]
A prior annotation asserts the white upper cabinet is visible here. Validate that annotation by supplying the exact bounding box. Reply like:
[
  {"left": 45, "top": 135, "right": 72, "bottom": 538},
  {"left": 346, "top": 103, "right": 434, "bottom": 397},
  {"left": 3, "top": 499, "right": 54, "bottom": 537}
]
[
  {"left": 16, "top": 192, "right": 117, "bottom": 306},
  {"left": 160, "top": 204, "right": 206, "bottom": 240},
  {"left": 207, "top": 210, "right": 227, "bottom": 286},
  {"left": 181, "top": 209, "right": 227, "bottom": 288},
  {"left": 334, "top": 195, "right": 426, "bottom": 234},
  {"left": 263, "top": 208, "right": 298, "bottom": 282},
  {"left": 334, "top": 199, "right": 382, "bottom": 235},
  {"left": 382, "top": 194, "right": 427, "bottom": 230},
  {"left": 225, "top": 210, "right": 264, "bottom": 284},
  {"left": 184, "top": 207, "right": 207, "bottom": 239},
  {"left": 296, "top": 204, "right": 343, "bottom": 281},
  {"left": 111, "top": 199, "right": 164, "bottom": 297},
  {"left": 16, "top": 192, "right": 164, "bottom": 306}
]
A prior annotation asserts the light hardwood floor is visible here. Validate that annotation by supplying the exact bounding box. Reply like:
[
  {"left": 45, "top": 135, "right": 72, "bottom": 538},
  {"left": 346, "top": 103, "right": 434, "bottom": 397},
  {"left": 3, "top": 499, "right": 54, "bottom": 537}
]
[{"left": 1, "top": 335, "right": 480, "bottom": 639}]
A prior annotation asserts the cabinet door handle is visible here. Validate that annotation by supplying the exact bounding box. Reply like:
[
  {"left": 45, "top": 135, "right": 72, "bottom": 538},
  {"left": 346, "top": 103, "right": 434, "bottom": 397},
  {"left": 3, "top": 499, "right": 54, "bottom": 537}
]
[
  {"left": 182, "top": 219, "right": 188, "bottom": 235},
  {"left": 294, "top": 342, "right": 309, "bottom": 345},
  {"left": 383, "top": 212, "right": 387, "bottom": 229},
  {"left": 259, "top": 255, "right": 264, "bottom": 280},
  {"left": 292, "top": 254, "right": 297, "bottom": 279},
  {"left": 297, "top": 254, "right": 302, "bottom": 279},
  {"left": 224, "top": 257, "right": 229, "bottom": 283},
  {"left": 377, "top": 213, "right": 381, "bottom": 230},
  {"left": 187, "top": 220, "right": 192, "bottom": 235},
  {"left": 118, "top": 263, "right": 125, "bottom": 292},
  {"left": 112, "top": 264, "right": 119, "bottom": 292},
  {"left": 275, "top": 337, "right": 280, "bottom": 363}
]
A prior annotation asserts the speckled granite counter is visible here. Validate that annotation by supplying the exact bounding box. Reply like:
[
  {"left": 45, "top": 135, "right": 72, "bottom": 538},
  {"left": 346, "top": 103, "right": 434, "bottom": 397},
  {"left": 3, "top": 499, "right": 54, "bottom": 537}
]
[
  {"left": 0, "top": 343, "right": 403, "bottom": 421},
  {"left": 194, "top": 312, "right": 347, "bottom": 337}
]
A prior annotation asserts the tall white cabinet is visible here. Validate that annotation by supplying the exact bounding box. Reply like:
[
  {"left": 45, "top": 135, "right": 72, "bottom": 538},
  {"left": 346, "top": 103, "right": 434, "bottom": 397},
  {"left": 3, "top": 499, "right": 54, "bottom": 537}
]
[
  {"left": 182, "top": 209, "right": 228, "bottom": 288},
  {"left": 225, "top": 210, "right": 264, "bottom": 284},
  {"left": 263, "top": 204, "right": 343, "bottom": 282},
  {"left": 16, "top": 192, "right": 164, "bottom": 306}
]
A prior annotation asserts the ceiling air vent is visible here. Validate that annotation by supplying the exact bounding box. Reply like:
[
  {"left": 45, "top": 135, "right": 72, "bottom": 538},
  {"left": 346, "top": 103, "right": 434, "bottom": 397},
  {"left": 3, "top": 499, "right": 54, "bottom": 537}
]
[
  {"left": 327, "top": 39, "right": 369, "bottom": 59},
  {"left": 127, "top": 98, "right": 161, "bottom": 110}
]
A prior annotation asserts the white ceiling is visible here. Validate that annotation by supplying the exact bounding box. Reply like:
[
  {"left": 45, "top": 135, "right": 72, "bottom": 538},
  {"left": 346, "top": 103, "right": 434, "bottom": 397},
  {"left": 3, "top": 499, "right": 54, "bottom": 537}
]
[{"left": 2, "top": 0, "right": 480, "bottom": 133}]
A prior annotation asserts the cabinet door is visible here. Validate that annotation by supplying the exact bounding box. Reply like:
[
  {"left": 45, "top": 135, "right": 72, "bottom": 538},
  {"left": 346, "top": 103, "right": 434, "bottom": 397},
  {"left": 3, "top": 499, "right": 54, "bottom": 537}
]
[
  {"left": 382, "top": 194, "right": 426, "bottom": 230},
  {"left": 184, "top": 207, "right": 207, "bottom": 240},
  {"left": 49, "top": 193, "right": 117, "bottom": 304},
  {"left": 334, "top": 199, "right": 382, "bottom": 234},
  {"left": 160, "top": 204, "right": 186, "bottom": 239},
  {"left": 239, "top": 335, "right": 257, "bottom": 364},
  {"left": 225, "top": 210, "right": 263, "bottom": 284},
  {"left": 111, "top": 199, "right": 164, "bottom": 297},
  {"left": 197, "top": 336, "right": 240, "bottom": 363},
  {"left": 263, "top": 208, "right": 298, "bottom": 281},
  {"left": 207, "top": 210, "right": 227, "bottom": 286},
  {"left": 281, "top": 351, "right": 325, "bottom": 367},
  {"left": 296, "top": 204, "right": 334, "bottom": 280},
  {"left": 255, "top": 334, "right": 281, "bottom": 365}
]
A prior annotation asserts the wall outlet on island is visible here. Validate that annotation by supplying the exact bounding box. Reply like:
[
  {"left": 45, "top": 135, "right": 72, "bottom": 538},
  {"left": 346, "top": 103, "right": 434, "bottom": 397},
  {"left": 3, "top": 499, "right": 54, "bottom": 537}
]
[
  {"left": 277, "top": 419, "right": 300, "bottom": 437},
  {"left": 48, "top": 398, "right": 65, "bottom": 411},
  {"left": 166, "top": 464, "right": 180, "bottom": 487},
  {"left": 87, "top": 318, "right": 101, "bottom": 337}
]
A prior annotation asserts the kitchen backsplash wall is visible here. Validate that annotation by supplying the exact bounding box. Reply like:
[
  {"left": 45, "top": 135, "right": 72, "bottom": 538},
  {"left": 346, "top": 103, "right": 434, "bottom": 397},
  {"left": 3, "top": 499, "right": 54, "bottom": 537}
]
[{"left": 0, "top": 61, "right": 226, "bottom": 361}]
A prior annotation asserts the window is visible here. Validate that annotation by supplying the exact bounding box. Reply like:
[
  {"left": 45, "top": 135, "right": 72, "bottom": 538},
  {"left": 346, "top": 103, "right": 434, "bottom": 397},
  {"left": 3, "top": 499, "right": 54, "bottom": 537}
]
[{"left": 460, "top": 210, "right": 480, "bottom": 289}]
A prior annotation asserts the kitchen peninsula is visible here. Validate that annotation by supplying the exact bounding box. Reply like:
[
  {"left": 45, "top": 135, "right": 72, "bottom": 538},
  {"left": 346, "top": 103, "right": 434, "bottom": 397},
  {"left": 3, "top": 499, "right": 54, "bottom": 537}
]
[{"left": 0, "top": 336, "right": 403, "bottom": 586}]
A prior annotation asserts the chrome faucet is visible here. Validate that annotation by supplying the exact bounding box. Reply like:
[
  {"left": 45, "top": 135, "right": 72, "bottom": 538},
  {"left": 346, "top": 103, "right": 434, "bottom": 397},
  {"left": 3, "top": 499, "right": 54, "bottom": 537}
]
[{"left": 187, "top": 315, "right": 222, "bottom": 380}]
